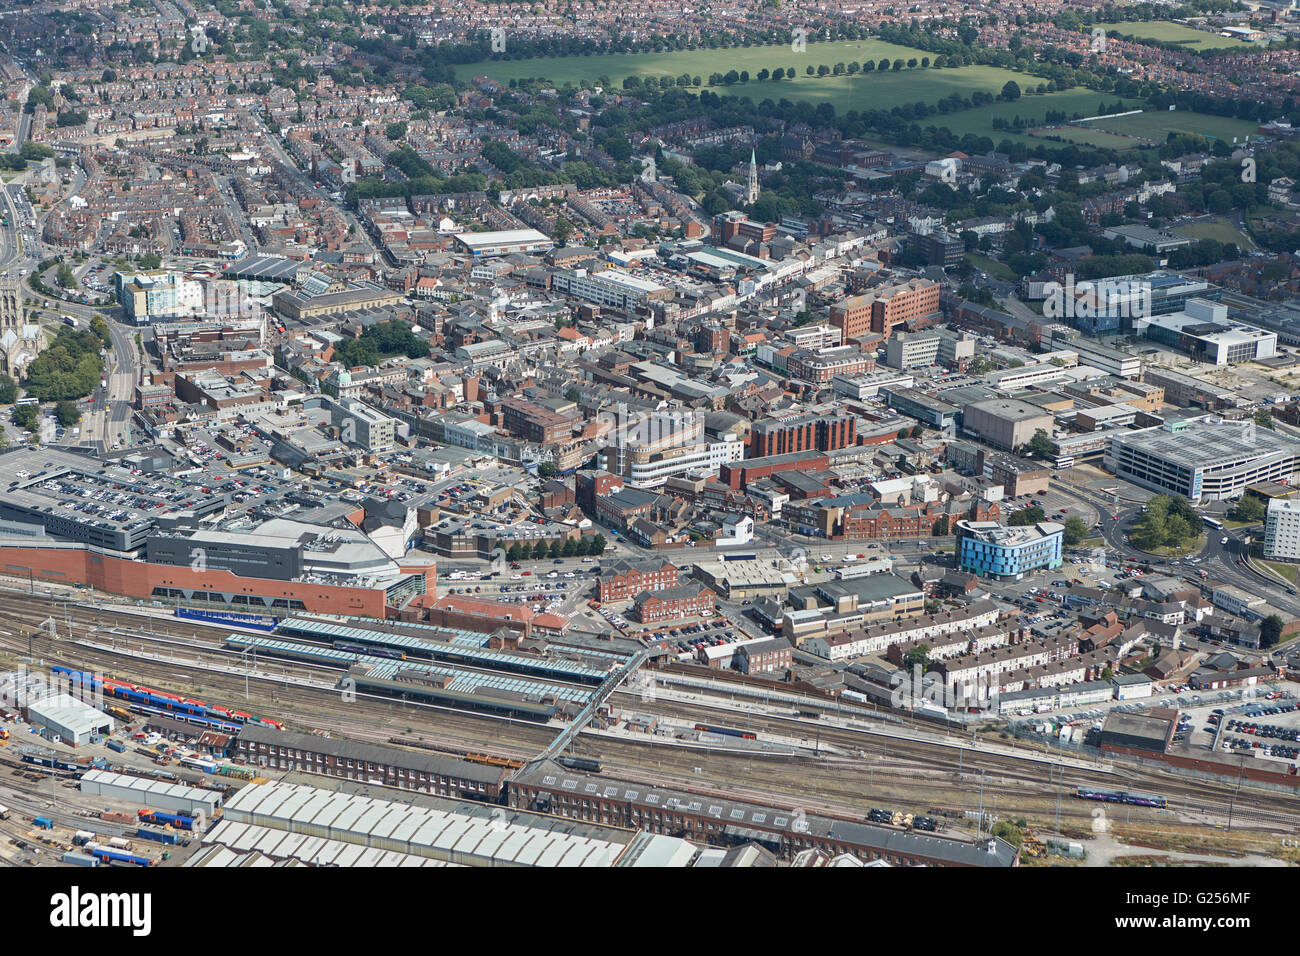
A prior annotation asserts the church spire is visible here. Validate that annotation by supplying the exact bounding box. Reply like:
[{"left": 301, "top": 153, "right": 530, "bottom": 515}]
[{"left": 745, "top": 148, "right": 759, "bottom": 205}]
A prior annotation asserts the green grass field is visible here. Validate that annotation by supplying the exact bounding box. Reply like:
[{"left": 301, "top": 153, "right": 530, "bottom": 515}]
[
  {"left": 1262, "top": 560, "right": 1299, "bottom": 585},
  {"left": 967, "top": 253, "right": 1017, "bottom": 281},
  {"left": 458, "top": 40, "right": 1034, "bottom": 114},
  {"left": 1031, "top": 125, "right": 1141, "bottom": 150},
  {"left": 935, "top": 90, "right": 1137, "bottom": 139},
  {"left": 1106, "top": 20, "right": 1256, "bottom": 50},
  {"left": 458, "top": 39, "right": 931, "bottom": 86},
  {"left": 1079, "top": 110, "right": 1259, "bottom": 144},
  {"left": 1173, "top": 217, "right": 1257, "bottom": 250}
]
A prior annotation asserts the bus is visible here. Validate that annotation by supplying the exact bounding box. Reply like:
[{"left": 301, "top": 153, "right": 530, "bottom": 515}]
[{"left": 1202, "top": 516, "right": 1224, "bottom": 531}]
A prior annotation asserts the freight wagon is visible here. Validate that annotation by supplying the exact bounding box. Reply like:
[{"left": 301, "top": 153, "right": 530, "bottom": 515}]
[
  {"left": 134, "top": 827, "right": 179, "bottom": 846},
  {"left": 82, "top": 843, "right": 152, "bottom": 867},
  {"left": 60, "top": 852, "right": 100, "bottom": 867},
  {"left": 105, "top": 740, "right": 126, "bottom": 754},
  {"left": 138, "top": 808, "right": 197, "bottom": 831},
  {"left": 178, "top": 756, "right": 219, "bottom": 774}
]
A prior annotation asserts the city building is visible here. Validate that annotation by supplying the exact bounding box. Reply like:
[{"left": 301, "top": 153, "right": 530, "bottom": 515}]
[
  {"left": 1105, "top": 420, "right": 1299, "bottom": 501},
  {"left": 961, "top": 399, "right": 1055, "bottom": 452},
  {"left": 1264, "top": 497, "right": 1300, "bottom": 562},
  {"left": 958, "top": 520, "right": 1064, "bottom": 580},
  {"left": 599, "top": 558, "right": 681, "bottom": 603},
  {"left": 234, "top": 725, "right": 508, "bottom": 800},
  {"left": 633, "top": 582, "right": 716, "bottom": 622},
  {"left": 453, "top": 228, "right": 554, "bottom": 257}
]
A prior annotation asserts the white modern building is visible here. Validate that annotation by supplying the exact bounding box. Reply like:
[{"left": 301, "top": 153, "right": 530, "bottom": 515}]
[
  {"left": 1105, "top": 420, "right": 1299, "bottom": 501},
  {"left": 453, "top": 229, "right": 553, "bottom": 257},
  {"left": 1264, "top": 497, "right": 1300, "bottom": 562},
  {"left": 26, "top": 694, "right": 114, "bottom": 747}
]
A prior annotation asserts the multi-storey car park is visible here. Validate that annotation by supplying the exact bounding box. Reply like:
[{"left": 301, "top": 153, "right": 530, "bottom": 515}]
[{"left": 1104, "top": 419, "right": 1300, "bottom": 501}]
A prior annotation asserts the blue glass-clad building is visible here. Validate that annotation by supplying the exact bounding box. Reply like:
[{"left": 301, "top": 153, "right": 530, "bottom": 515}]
[{"left": 958, "top": 520, "right": 1064, "bottom": 581}]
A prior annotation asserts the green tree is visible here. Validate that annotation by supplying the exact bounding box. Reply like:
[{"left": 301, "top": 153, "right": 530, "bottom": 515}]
[
  {"left": 385, "top": 121, "right": 408, "bottom": 141},
  {"left": 54, "top": 400, "right": 80, "bottom": 427},
  {"left": 1063, "top": 516, "right": 1089, "bottom": 546},
  {"left": 507, "top": 543, "right": 523, "bottom": 562},
  {"left": 990, "top": 820, "right": 1023, "bottom": 849},
  {"left": 537, "top": 462, "right": 557, "bottom": 478},
  {"left": 547, "top": 540, "right": 561, "bottom": 559},
  {"left": 0, "top": 373, "right": 16, "bottom": 405},
  {"left": 1229, "top": 493, "right": 1266, "bottom": 524},
  {"left": 1008, "top": 506, "right": 1046, "bottom": 527},
  {"left": 1001, "top": 80, "right": 1021, "bottom": 101},
  {"left": 12, "top": 404, "right": 38, "bottom": 431},
  {"left": 590, "top": 533, "right": 607, "bottom": 554},
  {"left": 531, "top": 539, "right": 548, "bottom": 560},
  {"left": 1026, "top": 428, "right": 1054, "bottom": 459},
  {"left": 1260, "top": 614, "right": 1283, "bottom": 649},
  {"left": 902, "top": 644, "right": 930, "bottom": 672}
]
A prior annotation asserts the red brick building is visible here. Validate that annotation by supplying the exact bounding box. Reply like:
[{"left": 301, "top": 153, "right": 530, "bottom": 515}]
[
  {"left": 737, "top": 638, "right": 793, "bottom": 675},
  {"left": 0, "top": 543, "right": 413, "bottom": 617},
  {"left": 829, "top": 278, "right": 940, "bottom": 343},
  {"left": 720, "top": 451, "right": 829, "bottom": 490},
  {"left": 751, "top": 412, "right": 857, "bottom": 457},
  {"left": 633, "top": 583, "right": 716, "bottom": 623},
  {"left": 598, "top": 558, "right": 680, "bottom": 603}
]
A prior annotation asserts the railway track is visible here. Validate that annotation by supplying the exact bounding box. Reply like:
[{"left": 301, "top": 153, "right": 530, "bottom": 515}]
[{"left": 1, "top": 591, "right": 1296, "bottom": 837}]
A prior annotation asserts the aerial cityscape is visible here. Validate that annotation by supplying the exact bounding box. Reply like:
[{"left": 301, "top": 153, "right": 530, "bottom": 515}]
[{"left": 0, "top": 0, "right": 1295, "bottom": 897}]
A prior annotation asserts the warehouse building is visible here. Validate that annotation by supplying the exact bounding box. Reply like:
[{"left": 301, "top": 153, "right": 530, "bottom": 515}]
[
  {"left": 453, "top": 229, "right": 553, "bottom": 258},
  {"left": 961, "top": 398, "right": 1055, "bottom": 452},
  {"left": 189, "top": 820, "right": 461, "bottom": 867},
  {"left": 692, "top": 557, "right": 789, "bottom": 601},
  {"left": 1098, "top": 710, "right": 1176, "bottom": 756},
  {"left": 1104, "top": 420, "right": 1299, "bottom": 500},
  {"left": 234, "top": 725, "right": 508, "bottom": 801},
  {"left": 79, "top": 769, "right": 223, "bottom": 817},
  {"left": 511, "top": 762, "right": 1018, "bottom": 866},
  {"left": 25, "top": 694, "right": 114, "bottom": 748},
  {"left": 221, "top": 781, "right": 699, "bottom": 867}
]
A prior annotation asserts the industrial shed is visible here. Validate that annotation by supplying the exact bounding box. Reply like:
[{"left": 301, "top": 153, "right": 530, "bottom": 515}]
[
  {"left": 221, "top": 781, "right": 698, "bottom": 867},
  {"left": 25, "top": 694, "right": 113, "bottom": 748},
  {"left": 1098, "top": 709, "right": 1176, "bottom": 756},
  {"left": 79, "top": 769, "right": 222, "bottom": 817}
]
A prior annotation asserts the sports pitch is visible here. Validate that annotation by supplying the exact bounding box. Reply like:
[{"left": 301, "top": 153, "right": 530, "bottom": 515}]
[
  {"left": 1104, "top": 21, "right": 1256, "bottom": 50},
  {"left": 1080, "top": 110, "right": 1260, "bottom": 144},
  {"left": 458, "top": 40, "right": 1031, "bottom": 113}
]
